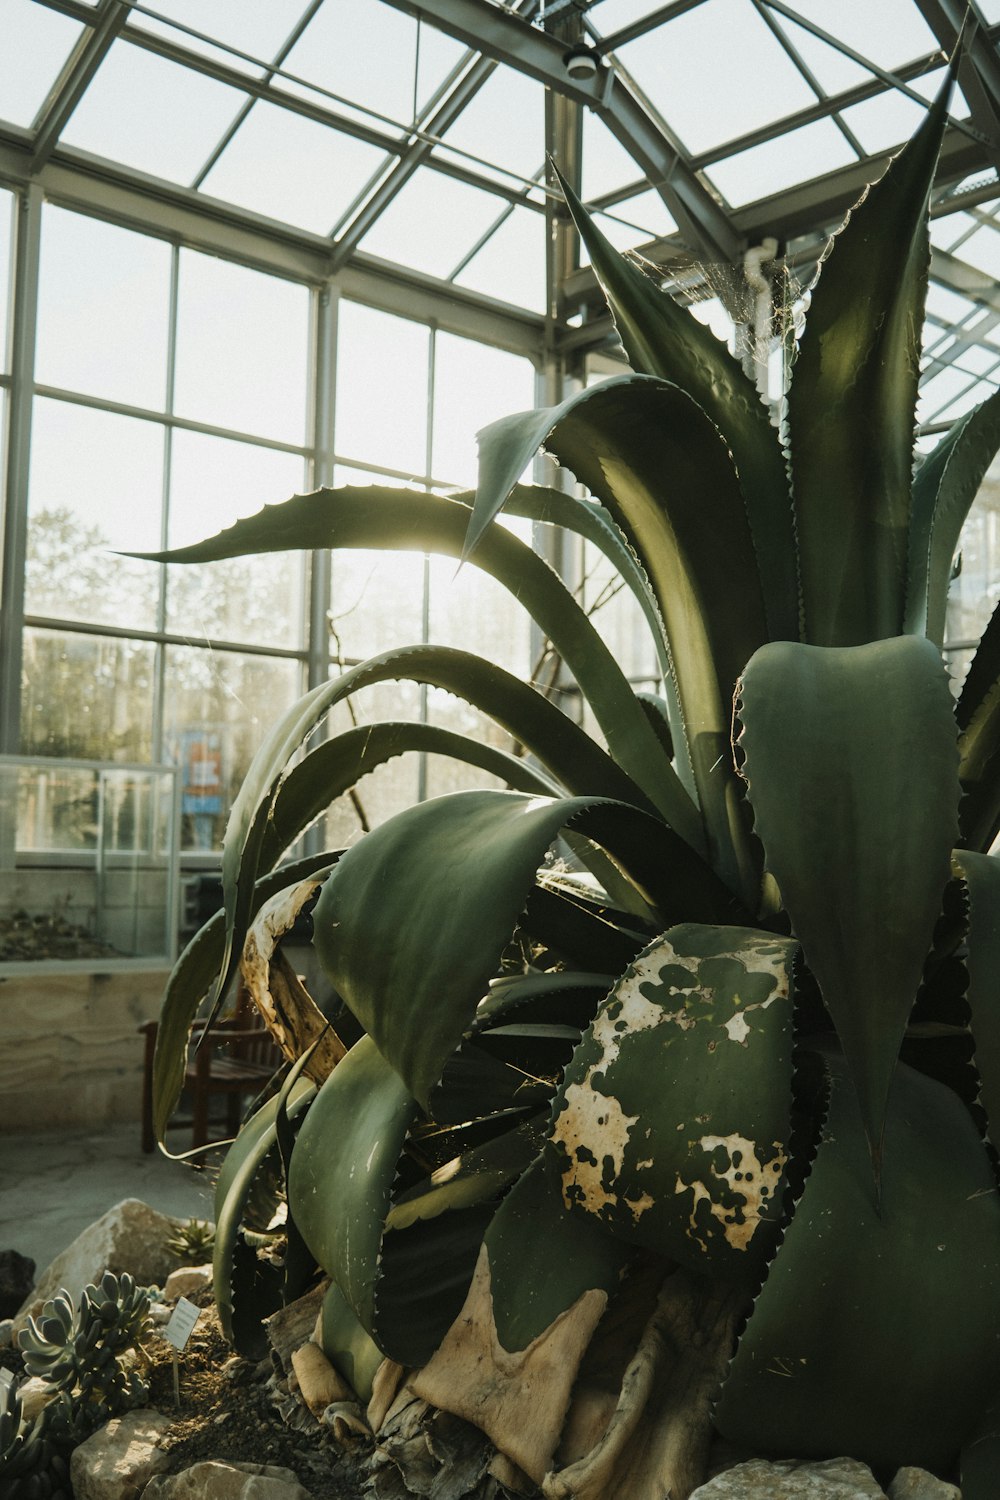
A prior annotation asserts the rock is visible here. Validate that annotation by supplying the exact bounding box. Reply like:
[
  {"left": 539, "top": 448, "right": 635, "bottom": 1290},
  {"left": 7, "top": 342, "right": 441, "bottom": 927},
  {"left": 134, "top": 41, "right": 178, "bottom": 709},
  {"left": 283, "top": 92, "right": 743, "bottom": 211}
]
[
  {"left": 16, "top": 1375, "right": 56, "bottom": 1423},
  {"left": 0, "top": 1317, "right": 14, "bottom": 1347},
  {"left": 887, "top": 1470, "right": 961, "bottom": 1500},
  {"left": 143, "top": 1460, "right": 312, "bottom": 1498},
  {"left": 0, "top": 1248, "right": 35, "bottom": 1318},
  {"left": 69, "top": 1408, "right": 171, "bottom": 1500},
  {"left": 690, "top": 1456, "right": 887, "bottom": 1498},
  {"left": 14, "top": 1199, "right": 184, "bottom": 1331},
  {"left": 163, "top": 1264, "right": 212, "bottom": 1301}
]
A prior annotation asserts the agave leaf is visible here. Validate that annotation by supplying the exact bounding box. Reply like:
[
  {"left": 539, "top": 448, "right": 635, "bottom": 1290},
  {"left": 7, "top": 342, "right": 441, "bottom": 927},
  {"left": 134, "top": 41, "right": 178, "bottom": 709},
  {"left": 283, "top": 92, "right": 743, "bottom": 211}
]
[
  {"left": 716, "top": 1049, "right": 1000, "bottom": 1474},
  {"left": 957, "top": 600, "right": 1000, "bottom": 850},
  {"left": 152, "top": 852, "right": 340, "bottom": 1150},
  {"left": 950, "top": 850, "right": 1000, "bottom": 1139},
  {"left": 789, "top": 73, "right": 952, "bottom": 646},
  {"left": 473, "top": 970, "right": 613, "bottom": 1031},
  {"left": 480, "top": 482, "right": 672, "bottom": 685},
  {"left": 906, "top": 388, "right": 1000, "bottom": 645},
  {"left": 318, "top": 1280, "right": 385, "bottom": 1406},
  {"left": 470, "top": 375, "right": 767, "bottom": 898},
  {"left": 288, "top": 1036, "right": 417, "bottom": 1334},
  {"left": 254, "top": 643, "right": 666, "bottom": 870},
  {"left": 312, "top": 790, "right": 743, "bottom": 1110},
  {"left": 549, "top": 924, "right": 796, "bottom": 1278},
  {"left": 522, "top": 880, "right": 649, "bottom": 974},
  {"left": 257, "top": 719, "right": 560, "bottom": 872},
  {"left": 130, "top": 486, "right": 698, "bottom": 849},
  {"left": 376, "top": 1122, "right": 543, "bottom": 1366},
  {"left": 212, "top": 1078, "right": 315, "bottom": 1357},
  {"left": 553, "top": 165, "right": 797, "bottom": 644},
  {"left": 737, "top": 636, "right": 960, "bottom": 1175},
  {"left": 962, "top": 1391, "right": 1000, "bottom": 1500}
]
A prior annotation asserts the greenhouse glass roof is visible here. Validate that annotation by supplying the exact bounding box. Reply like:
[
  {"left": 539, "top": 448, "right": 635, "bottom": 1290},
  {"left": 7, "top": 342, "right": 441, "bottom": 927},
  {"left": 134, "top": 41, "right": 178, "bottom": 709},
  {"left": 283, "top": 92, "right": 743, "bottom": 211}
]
[{"left": 3, "top": 0, "right": 1000, "bottom": 424}]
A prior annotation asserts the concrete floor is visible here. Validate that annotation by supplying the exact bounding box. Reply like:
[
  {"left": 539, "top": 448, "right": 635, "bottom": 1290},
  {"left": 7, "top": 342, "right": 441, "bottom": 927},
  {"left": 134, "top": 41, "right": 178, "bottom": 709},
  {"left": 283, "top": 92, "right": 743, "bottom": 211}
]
[{"left": 0, "top": 1124, "right": 217, "bottom": 1278}]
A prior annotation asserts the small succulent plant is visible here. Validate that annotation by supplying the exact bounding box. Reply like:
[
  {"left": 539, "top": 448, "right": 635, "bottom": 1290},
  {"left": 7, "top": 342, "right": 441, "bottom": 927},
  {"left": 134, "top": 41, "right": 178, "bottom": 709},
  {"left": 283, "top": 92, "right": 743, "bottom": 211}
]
[
  {"left": 0, "top": 1378, "right": 72, "bottom": 1500},
  {"left": 18, "top": 1271, "right": 152, "bottom": 1433},
  {"left": 165, "top": 1217, "right": 216, "bottom": 1263}
]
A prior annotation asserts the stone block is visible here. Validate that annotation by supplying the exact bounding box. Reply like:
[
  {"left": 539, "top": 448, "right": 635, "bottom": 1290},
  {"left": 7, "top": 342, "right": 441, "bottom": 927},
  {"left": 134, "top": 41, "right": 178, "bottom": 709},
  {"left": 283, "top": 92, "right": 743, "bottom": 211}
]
[
  {"left": 163, "top": 1264, "right": 212, "bottom": 1301},
  {"left": 69, "top": 1407, "right": 171, "bottom": 1500},
  {"left": 691, "top": 1456, "right": 887, "bottom": 1498},
  {"left": 142, "top": 1460, "right": 313, "bottom": 1498},
  {"left": 887, "top": 1469, "right": 961, "bottom": 1500}
]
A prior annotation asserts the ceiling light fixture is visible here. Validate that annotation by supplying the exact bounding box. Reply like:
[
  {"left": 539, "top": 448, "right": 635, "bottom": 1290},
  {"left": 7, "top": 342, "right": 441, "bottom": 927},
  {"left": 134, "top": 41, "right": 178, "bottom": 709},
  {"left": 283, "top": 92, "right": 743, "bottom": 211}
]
[{"left": 562, "top": 42, "right": 599, "bottom": 80}]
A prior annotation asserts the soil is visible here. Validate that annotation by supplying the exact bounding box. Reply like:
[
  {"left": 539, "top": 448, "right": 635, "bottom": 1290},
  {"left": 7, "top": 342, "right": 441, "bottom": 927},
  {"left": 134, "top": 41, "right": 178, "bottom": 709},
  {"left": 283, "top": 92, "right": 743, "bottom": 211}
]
[
  {"left": 2, "top": 1286, "right": 370, "bottom": 1498},
  {"left": 143, "top": 1288, "right": 368, "bottom": 1497}
]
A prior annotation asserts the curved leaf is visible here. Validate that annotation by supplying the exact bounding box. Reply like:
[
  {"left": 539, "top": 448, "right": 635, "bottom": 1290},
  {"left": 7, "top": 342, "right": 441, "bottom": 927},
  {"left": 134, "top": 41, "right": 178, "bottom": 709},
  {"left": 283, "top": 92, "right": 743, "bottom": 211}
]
[
  {"left": 131, "top": 486, "right": 698, "bottom": 848},
  {"left": 152, "top": 852, "right": 340, "bottom": 1150},
  {"left": 788, "top": 73, "right": 952, "bottom": 646},
  {"left": 312, "top": 790, "right": 744, "bottom": 1110},
  {"left": 258, "top": 718, "right": 560, "bottom": 871},
  {"left": 288, "top": 1036, "right": 416, "bottom": 1333},
  {"left": 471, "top": 375, "right": 768, "bottom": 898},
  {"left": 957, "top": 600, "right": 1000, "bottom": 849},
  {"left": 212, "top": 1078, "right": 316, "bottom": 1356},
  {"left": 716, "top": 1049, "right": 1000, "bottom": 1474},
  {"left": 549, "top": 924, "right": 797, "bottom": 1279},
  {"left": 737, "top": 636, "right": 960, "bottom": 1175},
  {"left": 553, "top": 165, "right": 797, "bottom": 643},
  {"left": 906, "top": 387, "right": 1000, "bottom": 644},
  {"left": 318, "top": 1279, "right": 385, "bottom": 1405},
  {"left": 951, "top": 850, "right": 1000, "bottom": 1141}
]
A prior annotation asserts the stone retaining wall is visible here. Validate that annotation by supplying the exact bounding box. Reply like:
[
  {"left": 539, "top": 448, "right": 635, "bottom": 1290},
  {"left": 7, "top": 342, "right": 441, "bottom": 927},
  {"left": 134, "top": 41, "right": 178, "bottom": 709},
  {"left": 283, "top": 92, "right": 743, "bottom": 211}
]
[{"left": 0, "top": 968, "right": 169, "bottom": 1129}]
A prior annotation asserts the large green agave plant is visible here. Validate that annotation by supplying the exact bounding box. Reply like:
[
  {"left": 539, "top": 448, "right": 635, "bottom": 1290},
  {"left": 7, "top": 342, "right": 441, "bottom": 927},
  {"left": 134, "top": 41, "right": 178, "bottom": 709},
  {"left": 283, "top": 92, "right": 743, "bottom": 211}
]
[{"left": 144, "top": 71, "right": 1000, "bottom": 1498}]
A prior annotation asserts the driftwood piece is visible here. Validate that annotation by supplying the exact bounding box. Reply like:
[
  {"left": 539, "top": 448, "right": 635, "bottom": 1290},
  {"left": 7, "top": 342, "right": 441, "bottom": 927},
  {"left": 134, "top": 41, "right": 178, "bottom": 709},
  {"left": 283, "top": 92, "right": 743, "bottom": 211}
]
[{"left": 263, "top": 1278, "right": 330, "bottom": 1374}]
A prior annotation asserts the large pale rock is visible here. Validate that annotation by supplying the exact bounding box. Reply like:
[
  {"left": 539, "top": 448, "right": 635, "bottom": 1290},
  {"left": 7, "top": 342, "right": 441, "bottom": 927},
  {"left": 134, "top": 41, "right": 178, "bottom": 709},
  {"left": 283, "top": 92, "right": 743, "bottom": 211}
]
[
  {"left": 143, "top": 1460, "right": 312, "bottom": 1499},
  {"left": 691, "top": 1456, "right": 887, "bottom": 1498},
  {"left": 162, "top": 1264, "right": 212, "bottom": 1301},
  {"left": 15, "top": 1199, "right": 184, "bottom": 1330},
  {"left": 16, "top": 1375, "right": 56, "bottom": 1423},
  {"left": 887, "top": 1470, "right": 961, "bottom": 1500},
  {"left": 69, "top": 1408, "right": 171, "bottom": 1500}
]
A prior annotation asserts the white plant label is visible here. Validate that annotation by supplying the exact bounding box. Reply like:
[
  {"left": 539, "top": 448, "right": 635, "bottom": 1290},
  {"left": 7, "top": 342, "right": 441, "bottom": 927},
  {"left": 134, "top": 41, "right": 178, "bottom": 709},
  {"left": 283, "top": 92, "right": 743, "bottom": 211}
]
[
  {"left": 163, "top": 1296, "right": 200, "bottom": 1351},
  {"left": 0, "top": 1367, "right": 13, "bottom": 1391}
]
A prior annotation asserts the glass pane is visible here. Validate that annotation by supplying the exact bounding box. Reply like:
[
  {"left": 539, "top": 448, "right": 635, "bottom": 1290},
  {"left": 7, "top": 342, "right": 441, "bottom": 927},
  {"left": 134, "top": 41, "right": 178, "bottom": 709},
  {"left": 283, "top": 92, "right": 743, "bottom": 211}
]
[
  {"left": 0, "top": 190, "right": 13, "bottom": 373},
  {"left": 0, "top": 0, "right": 83, "bottom": 129},
  {"left": 131, "top": 0, "right": 307, "bottom": 68},
  {"left": 454, "top": 205, "right": 547, "bottom": 314},
  {"left": 329, "top": 549, "right": 427, "bottom": 665},
  {"left": 174, "top": 249, "right": 310, "bottom": 443},
  {"left": 945, "top": 457, "right": 1000, "bottom": 687},
  {"left": 768, "top": 14, "right": 871, "bottom": 95},
  {"left": 839, "top": 71, "right": 965, "bottom": 158},
  {"left": 282, "top": 0, "right": 423, "bottom": 124},
  {"left": 706, "top": 118, "right": 858, "bottom": 208},
  {"left": 435, "top": 64, "right": 544, "bottom": 189},
  {"left": 427, "top": 553, "right": 532, "bottom": 680},
  {"left": 165, "top": 428, "right": 306, "bottom": 649},
  {"left": 322, "top": 754, "right": 421, "bottom": 848},
  {"left": 581, "top": 540, "right": 659, "bottom": 683},
  {"left": 779, "top": 0, "right": 938, "bottom": 73},
  {"left": 200, "top": 102, "right": 391, "bottom": 235},
  {"left": 424, "top": 689, "right": 514, "bottom": 801},
  {"left": 954, "top": 226, "right": 1000, "bottom": 280},
  {"left": 918, "top": 365, "right": 975, "bottom": 423},
  {"left": 36, "top": 207, "right": 171, "bottom": 410},
  {"left": 432, "top": 333, "right": 536, "bottom": 489},
  {"left": 21, "top": 629, "right": 155, "bottom": 762},
  {"left": 358, "top": 167, "right": 514, "bottom": 280},
  {"left": 26, "top": 400, "right": 164, "bottom": 630},
  {"left": 336, "top": 302, "right": 430, "bottom": 475},
  {"left": 591, "top": 190, "right": 677, "bottom": 253},
  {"left": 582, "top": 114, "right": 645, "bottom": 201},
  {"left": 163, "top": 648, "right": 303, "bottom": 850},
  {"left": 618, "top": 0, "right": 818, "bottom": 155},
  {"left": 61, "top": 40, "right": 249, "bottom": 185}
]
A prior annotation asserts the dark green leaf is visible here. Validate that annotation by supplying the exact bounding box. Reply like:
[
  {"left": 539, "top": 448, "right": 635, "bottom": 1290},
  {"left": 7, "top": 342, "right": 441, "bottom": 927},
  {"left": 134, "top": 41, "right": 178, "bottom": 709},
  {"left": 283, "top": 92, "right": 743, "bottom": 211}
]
[
  {"left": 789, "top": 74, "right": 952, "bottom": 645},
  {"left": 484, "top": 1146, "right": 631, "bottom": 1353},
  {"left": 737, "top": 636, "right": 960, "bottom": 1172},
  {"left": 906, "top": 388, "right": 1000, "bottom": 645},
  {"left": 716, "top": 1049, "right": 1000, "bottom": 1474},
  {"left": 287, "top": 1036, "right": 416, "bottom": 1334},
  {"left": 472, "top": 375, "right": 766, "bottom": 899},
  {"left": 554, "top": 165, "right": 797, "bottom": 643},
  {"left": 957, "top": 600, "right": 1000, "bottom": 849},
  {"left": 549, "top": 924, "right": 797, "bottom": 1278},
  {"left": 318, "top": 1280, "right": 385, "bottom": 1405},
  {"left": 951, "top": 850, "right": 1000, "bottom": 1142},
  {"left": 312, "top": 790, "right": 743, "bottom": 1110},
  {"left": 212, "top": 1080, "right": 315, "bottom": 1357},
  {"left": 131, "top": 486, "right": 697, "bottom": 845}
]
